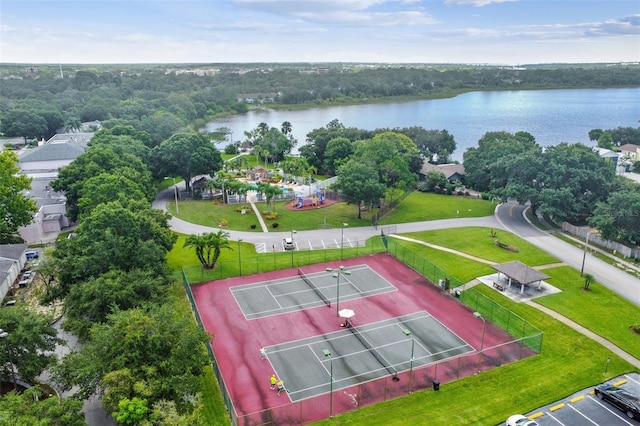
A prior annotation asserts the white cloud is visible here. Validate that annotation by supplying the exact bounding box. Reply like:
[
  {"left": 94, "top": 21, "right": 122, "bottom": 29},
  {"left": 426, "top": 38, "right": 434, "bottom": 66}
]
[{"left": 444, "top": 0, "right": 516, "bottom": 6}]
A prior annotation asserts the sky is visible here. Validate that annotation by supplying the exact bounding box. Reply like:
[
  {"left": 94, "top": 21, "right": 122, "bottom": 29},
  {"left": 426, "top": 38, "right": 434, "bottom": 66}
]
[{"left": 1, "top": 0, "right": 639, "bottom": 65}]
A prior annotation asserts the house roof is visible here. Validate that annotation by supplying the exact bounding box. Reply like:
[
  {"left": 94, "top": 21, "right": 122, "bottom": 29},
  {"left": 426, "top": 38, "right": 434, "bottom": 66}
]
[
  {"left": 618, "top": 144, "right": 640, "bottom": 153},
  {"left": 594, "top": 147, "right": 619, "bottom": 158},
  {"left": 419, "top": 162, "right": 465, "bottom": 179},
  {"left": 0, "top": 244, "right": 28, "bottom": 262},
  {"left": 19, "top": 133, "right": 92, "bottom": 163},
  {"left": 492, "top": 261, "right": 549, "bottom": 285}
]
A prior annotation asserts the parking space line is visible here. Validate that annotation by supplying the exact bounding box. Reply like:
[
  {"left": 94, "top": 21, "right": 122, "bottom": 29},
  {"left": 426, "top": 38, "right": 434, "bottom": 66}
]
[
  {"left": 307, "top": 241, "right": 313, "bottom": 250},
  {"left": 545, "top": 411, "right": 566, "bottom": 425},
  {"left": 566, "top": 403, "right": 599, "bottom": 425},
  {"left": 589, "top": 395, "right": 636, "bottom": 425},
  {"left": 625, "top": 374, "right": 640, "bottom": 385}
]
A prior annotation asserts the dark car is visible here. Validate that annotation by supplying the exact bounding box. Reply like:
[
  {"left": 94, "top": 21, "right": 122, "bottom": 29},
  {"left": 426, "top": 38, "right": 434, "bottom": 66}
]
[{"left": 594, "top": 383, "right": 640, "bottom": 419}]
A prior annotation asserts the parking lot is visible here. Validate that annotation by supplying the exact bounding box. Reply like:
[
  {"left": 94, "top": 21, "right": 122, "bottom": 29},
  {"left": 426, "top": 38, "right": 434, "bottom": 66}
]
[{"left": 518, "top": 373, "right": 640, "bottom": 425}]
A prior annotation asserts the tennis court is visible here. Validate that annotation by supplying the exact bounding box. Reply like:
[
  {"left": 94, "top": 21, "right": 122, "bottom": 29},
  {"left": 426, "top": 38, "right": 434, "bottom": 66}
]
[
  {"left": 267, "top": 311, "right": 474, "bottom": 401},
  {"left": 231, "top": 264, "right": 396, "bottom": 320},
  {"left": 191, "top": 254, "right": 538, "bottom": 423}
]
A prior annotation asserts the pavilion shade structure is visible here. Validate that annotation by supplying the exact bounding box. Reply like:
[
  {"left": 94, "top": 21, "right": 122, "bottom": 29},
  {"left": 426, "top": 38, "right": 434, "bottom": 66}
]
[{"left": 492, "top": 260, "right": 550, "bottom": 293}]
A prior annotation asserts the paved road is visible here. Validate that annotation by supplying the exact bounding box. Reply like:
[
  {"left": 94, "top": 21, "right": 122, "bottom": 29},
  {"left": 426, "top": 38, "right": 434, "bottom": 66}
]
[
  {"left": 496, "top": 201, "right": 640, "bottom": 307},
  {"left": 156, "top": 190, "right": 640, "bottom": 307}
]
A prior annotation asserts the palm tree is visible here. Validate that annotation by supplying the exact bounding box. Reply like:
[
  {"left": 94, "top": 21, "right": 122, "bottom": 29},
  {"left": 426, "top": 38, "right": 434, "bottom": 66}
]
[
  {"left": 583, "top": 273, "right": 595, "bottom": 290},
  {"left": 183, "top": 230, "right": 232, "bottom": 269},
  {"left": 281, "top": 121, "right": 292, "bottom": 136}
]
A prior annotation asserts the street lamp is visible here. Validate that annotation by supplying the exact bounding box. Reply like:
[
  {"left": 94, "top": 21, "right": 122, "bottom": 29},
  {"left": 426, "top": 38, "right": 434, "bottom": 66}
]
[
  {"left": 322, "top": 349, "right": 333, "bottom": 418},
  {"left": 402, "top": 329, "right": 415, "bottom": 394},
  {"left": 473, "top": 312, "right": 486, "bottom": 372},
  {"left": 290, "top": 230, "right": 297, "bottom": 267},
  {"left": 326, "top": 266, "right": 351, "bottom": 316},
  {"left": 237, "top": 239, "right": 243, "bottom": 276},
  {"left": 580, "top": 230, "right": 595, "bottom": 276},
  {"left": 341, "top": 223, "right": 348, "bottom": 260},
  {"left": 0, "top": 329, "right": 16, "bottom": 390}
]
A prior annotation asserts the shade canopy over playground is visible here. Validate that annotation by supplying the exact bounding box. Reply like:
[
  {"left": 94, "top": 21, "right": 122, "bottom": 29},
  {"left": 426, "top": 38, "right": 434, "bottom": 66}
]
[{"left": 492, "top": 260, "right": 549, "bottom": 294}]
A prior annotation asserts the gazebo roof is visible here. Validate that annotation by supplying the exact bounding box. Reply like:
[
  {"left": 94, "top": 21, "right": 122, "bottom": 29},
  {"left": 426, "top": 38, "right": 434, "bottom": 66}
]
[{"left": 492, "top": 260, "right": 549, "bottom": 285}]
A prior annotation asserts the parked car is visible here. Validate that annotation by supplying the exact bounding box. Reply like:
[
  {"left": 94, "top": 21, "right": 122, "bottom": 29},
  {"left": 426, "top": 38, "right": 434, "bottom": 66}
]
[
  {"left": 594, "top": 383, "right": 640, "bottom": 419},
  {"left": 25, "top": 250, "right": 39, "bottom": 260},
  {"left": 506, "top": 415, "right": 539, "bottom": 426},
  {"left": 283, "top": 237, "right": 295, "bottom": 250}
]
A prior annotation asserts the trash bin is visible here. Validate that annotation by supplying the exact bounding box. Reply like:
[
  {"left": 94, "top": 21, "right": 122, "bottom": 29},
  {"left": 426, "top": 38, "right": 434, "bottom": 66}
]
[
  {"left": 454, "top": 290, "right": 461, "bottom": 298},
  {"left": 432, "top": 380, "right": 440, "bottom": 391}
]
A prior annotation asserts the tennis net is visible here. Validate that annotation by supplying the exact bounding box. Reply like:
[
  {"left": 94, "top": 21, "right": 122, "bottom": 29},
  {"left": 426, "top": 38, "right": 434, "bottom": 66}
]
[
  {"left": 349, "top": 326, "right": 397, "bottom": 377},
  {"left": 298, "top": 268, "right": 331, "bottom": 307}
]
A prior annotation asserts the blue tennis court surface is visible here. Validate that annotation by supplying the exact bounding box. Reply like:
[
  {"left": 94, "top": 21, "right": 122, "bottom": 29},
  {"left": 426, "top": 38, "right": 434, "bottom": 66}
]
[{"left": 231, "top": 264, "right": 397, "bottom": 319}]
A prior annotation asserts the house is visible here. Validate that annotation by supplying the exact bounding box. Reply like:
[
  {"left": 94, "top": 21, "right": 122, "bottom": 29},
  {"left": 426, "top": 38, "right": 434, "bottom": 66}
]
[
  {"left": 0, "top": 244, "right": 29, "bottom": 301},
  {"left": 617, "top": 144, "right": 640, "bottom": 171},
  {"left": 17, "top": 132, "right": 93, "bottom": 243},
  {"left": 418, "top": 162, "right": 466, "bottom": 183}
]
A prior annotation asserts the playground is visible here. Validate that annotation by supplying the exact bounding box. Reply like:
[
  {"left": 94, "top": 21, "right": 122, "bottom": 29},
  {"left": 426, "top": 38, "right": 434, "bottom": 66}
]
[{"left": 190, "top": 253, "right": 538, "bottom": 424}]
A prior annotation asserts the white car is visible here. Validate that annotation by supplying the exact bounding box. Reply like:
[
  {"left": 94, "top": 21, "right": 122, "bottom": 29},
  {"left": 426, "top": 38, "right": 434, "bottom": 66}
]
[
  {"left": 506, "top": 415, "right": 539, "bottom": 426},
  {"left": 283, "top": 237, "right": 295, "bottom": 250}
]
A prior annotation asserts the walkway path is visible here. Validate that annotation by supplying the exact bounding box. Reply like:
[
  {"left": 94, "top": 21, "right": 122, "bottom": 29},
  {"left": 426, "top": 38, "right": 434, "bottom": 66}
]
[
  {"left": 385, "top": 236, "right": 640, "bottom": 371},
  {"left": 249, "top": 202, "right": 269, "bottom": 232},
  {"left": 527, "top": 301, "right": 640, "bottom": 369}
]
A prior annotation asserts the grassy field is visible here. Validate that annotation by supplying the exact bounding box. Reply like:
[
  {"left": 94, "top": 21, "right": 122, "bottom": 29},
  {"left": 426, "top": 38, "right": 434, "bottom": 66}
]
[
  {"left": 402, "top": 227, "right": 559, "bottom": 266},
  {"left": 379, "top": 192, "right": 496, "bottom": 224},
  {"left": 169, "top": 192, "right": 640, "bottom": 425},
  {"left": 166, "top": 191, "right": 496, "bottom": 232}
]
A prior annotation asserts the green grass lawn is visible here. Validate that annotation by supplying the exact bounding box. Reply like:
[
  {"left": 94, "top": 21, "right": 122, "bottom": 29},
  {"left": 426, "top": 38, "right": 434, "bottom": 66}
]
[
  {"left": 379, "top": 192, "right": 496, "bottom": 224},
  {"left": 312, "top": 283, "right": 635, "bottom": 425},
  {"left": 168, "top": 196, "right": 640, "bottom": 425},
  {"left": 402, "top": 227, "right": 559, "bottom": 266},
  {"left": 537, "top": 265, "right": 640, "bottom": 359},
  {"left": 166, "top": 192, "right": 497, "bottom": 233},
  {"left": 167, "top": 199, "right": 380, "bottom": 232}
]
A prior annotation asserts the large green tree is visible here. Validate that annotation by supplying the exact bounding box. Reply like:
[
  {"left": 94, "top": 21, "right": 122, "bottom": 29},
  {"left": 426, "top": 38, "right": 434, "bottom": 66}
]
[
  {"left": 48, "top": 201, "right": 175, "bottom": 300},
  {"left": 0, "top": 306, "right": 63, "bottom": 385},
  {"left": 150, "top": 132, "right": 223, "bottom": 192},
  {"left": 0, "top": 388, "right": 85, "bottom": 425},
  {"left": 0, "top": 108, "right": 48, "bottom": 142},
  {"left": 463, "top": 131, "right": 541, "bottom": 193},
  {"left": 52, "top": 146, "right": 154, "bottom": 221},
  {"left": 334, "top": 159, "right": 385, "bottom": 219},
  {"left": 0, "top": 151, "right": 37, "bottom": 243},
  {"left": 53, "top": 304, "right": 211, "bottom": 421},
  {"left": 64, "top": 268, "right": 171, "bottom": 342},
  {"left": 589, "top": 188, "right": 640, "bottom": 244}
]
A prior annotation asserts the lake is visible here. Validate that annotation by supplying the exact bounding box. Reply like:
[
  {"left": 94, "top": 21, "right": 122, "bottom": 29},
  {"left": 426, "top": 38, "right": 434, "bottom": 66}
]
[{"left": 207, "top": 87, "right": 640, "bottom": 162}]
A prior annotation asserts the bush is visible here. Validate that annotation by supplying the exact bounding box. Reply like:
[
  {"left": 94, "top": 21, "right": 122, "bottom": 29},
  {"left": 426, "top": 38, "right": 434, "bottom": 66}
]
[
  {"left": 224, "top": 144, "right": 239, "bottom": 154},
  {"left": 271, "top": 222, "right": 279, "bottom": 228},
  {"left": 219, "top": 218, "right": 228, "bottom": 227},
  {"left": 250, "top": 224, "right": 257, "bottom": 229}
]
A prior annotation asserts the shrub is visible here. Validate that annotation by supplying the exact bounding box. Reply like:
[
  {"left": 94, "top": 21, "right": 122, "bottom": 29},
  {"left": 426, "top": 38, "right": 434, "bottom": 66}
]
[
  {"left": 271, "top": 222, "right": 279, "bottom": 228},
  {"left": 250, "top": 224, "right": 257, "bottom": 229},
  {"left": 219, "top": 218, "right": 228, "bottom": 227}
]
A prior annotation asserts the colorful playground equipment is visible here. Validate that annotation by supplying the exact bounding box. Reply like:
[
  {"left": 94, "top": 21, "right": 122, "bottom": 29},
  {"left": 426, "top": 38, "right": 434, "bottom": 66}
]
[{"left": 294, "top": 189, "right": 325, "bottom": 209}]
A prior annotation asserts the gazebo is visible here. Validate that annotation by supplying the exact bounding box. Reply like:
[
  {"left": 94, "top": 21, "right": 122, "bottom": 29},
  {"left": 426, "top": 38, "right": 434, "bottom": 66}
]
[{"left": 492, "top": 260, "right": 550, "bottom": 294}]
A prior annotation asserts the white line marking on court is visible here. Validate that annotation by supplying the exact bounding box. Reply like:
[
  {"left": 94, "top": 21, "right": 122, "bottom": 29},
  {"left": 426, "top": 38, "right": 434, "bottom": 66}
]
[
  {"left": 265, "top": 286, "right": 283, "bottom": 309},
  {"left": 228, "top": 288, "right": 250, "bottom": 321}
]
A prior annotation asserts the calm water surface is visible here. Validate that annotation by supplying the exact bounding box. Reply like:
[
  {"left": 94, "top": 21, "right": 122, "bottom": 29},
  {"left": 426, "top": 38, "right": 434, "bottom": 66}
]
[{"left": 207, "top": 88, "right": 640, "bottom": 162}]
